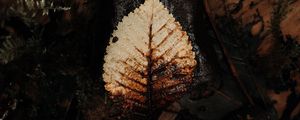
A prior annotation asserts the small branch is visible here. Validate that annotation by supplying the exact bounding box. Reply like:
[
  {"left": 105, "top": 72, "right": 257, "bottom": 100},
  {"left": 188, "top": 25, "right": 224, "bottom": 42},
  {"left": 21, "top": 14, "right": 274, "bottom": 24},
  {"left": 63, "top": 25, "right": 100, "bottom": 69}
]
[
  {"left": 204, "top": 0, "right": 255, "bottom": 106},
  {"left": 63, "top": 96, "right": 74, "bottom": 120},
  {"left": 0, "top": 99, "right": 17, "bottom": 120},
  {"left": 210, "top": 87, "right": 242, "bottom": 107}
]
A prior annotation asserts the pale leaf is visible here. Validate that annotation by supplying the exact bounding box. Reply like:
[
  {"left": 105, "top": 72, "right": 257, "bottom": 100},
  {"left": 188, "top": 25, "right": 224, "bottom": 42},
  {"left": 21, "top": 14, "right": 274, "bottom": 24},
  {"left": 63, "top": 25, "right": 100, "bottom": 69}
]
[{"left": 103, "top": 0, "right": 196, "bottom": 115}]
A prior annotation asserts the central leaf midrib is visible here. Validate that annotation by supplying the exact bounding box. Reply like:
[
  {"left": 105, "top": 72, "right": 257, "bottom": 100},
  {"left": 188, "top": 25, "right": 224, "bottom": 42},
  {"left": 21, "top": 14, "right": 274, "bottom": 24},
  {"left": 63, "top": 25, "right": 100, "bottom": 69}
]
[{"left": 146, "top": 0, "right": 155, "bottom": 118}]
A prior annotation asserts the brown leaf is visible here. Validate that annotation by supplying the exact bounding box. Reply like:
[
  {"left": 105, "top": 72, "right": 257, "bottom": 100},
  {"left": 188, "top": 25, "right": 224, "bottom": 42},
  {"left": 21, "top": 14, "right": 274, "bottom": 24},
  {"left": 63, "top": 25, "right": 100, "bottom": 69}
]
[
  {"left": 158, "top": 102, "right": 181, "bottom": 120},
  {"left": 268, "top": 90, "right": 291, "bottom": 118},
  {"left": 206, "top": 0, "right": 300, "bottom": 55}
]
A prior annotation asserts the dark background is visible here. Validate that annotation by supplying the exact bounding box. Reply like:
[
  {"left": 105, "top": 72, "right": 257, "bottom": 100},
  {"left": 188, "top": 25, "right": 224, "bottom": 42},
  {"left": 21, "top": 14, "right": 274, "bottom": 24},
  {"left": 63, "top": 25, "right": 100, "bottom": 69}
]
[{"left": 0, "top": 0, "right": 299, "bottom": 120}]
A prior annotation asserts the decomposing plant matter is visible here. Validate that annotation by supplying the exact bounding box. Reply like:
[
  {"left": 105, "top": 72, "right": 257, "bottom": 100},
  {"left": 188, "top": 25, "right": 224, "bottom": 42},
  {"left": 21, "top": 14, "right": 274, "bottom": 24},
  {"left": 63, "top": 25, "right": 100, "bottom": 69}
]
[{"left": 103, "top": 0, "right": 197, "bottom": 118}]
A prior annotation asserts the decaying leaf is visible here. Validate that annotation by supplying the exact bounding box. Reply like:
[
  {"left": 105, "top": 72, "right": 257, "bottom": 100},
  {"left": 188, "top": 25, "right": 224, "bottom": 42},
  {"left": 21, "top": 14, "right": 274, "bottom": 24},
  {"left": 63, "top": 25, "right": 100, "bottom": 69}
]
[
  {"left": 204, "top": 0, "right": 300, "bottom": 119},
  {"left": 0, "top": 36, "right": 25, "bottom": 64},
  {"left": 103, "top": 0, "right": 196, "bottom": 117}
]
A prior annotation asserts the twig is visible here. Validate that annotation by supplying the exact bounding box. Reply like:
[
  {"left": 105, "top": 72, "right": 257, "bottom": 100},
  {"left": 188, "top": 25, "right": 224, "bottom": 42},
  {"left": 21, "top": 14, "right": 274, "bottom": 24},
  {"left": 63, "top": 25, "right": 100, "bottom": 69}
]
[
  {"left": 0, "top": 99, "right": 17, "bottom": 120},
  {"left": 63, "top": 96, "right": 74, "bottom": 120},
  {"left": 210, "top": 87, "right": 242, "bottom": 106},
  {"left": 203, "top": 0, "right": 255, "bottom": 106}
]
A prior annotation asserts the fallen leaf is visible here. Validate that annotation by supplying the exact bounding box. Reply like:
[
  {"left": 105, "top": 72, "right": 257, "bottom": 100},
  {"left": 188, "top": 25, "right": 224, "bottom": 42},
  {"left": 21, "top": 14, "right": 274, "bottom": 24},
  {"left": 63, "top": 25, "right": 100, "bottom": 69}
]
[{"left": 103, "top": 0, "right": 196, "bottom": 117}]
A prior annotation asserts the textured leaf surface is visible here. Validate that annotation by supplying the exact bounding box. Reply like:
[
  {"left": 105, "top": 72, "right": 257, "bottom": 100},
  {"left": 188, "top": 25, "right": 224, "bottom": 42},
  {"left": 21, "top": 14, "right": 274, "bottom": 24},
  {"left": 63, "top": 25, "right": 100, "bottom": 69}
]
[{"left": 103, "top": 0, "right": 196, "bottom": 112}]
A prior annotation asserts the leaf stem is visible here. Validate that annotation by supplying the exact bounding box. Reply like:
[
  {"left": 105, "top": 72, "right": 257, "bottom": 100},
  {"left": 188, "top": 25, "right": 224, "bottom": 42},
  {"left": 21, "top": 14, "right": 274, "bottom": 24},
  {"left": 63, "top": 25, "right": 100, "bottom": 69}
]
[{"left": 146, "top": 0, "right": 155, "bottom": 119}]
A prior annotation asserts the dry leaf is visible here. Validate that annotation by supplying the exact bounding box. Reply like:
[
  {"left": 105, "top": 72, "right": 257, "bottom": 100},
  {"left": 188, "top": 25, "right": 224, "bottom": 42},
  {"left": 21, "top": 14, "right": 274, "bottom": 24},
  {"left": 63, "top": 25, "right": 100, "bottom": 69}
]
[
  {"left": 158, "top": 102, "right": 181, "bottom": 120},
  {"left": 103, "top": 0, "right": 196, "bottom": 116},
  {"left": 206, "top": 0, "right": 300, "bottom": 55},
  {"left": 268, "top": 90, "right": 291, "bottom": 118}
]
